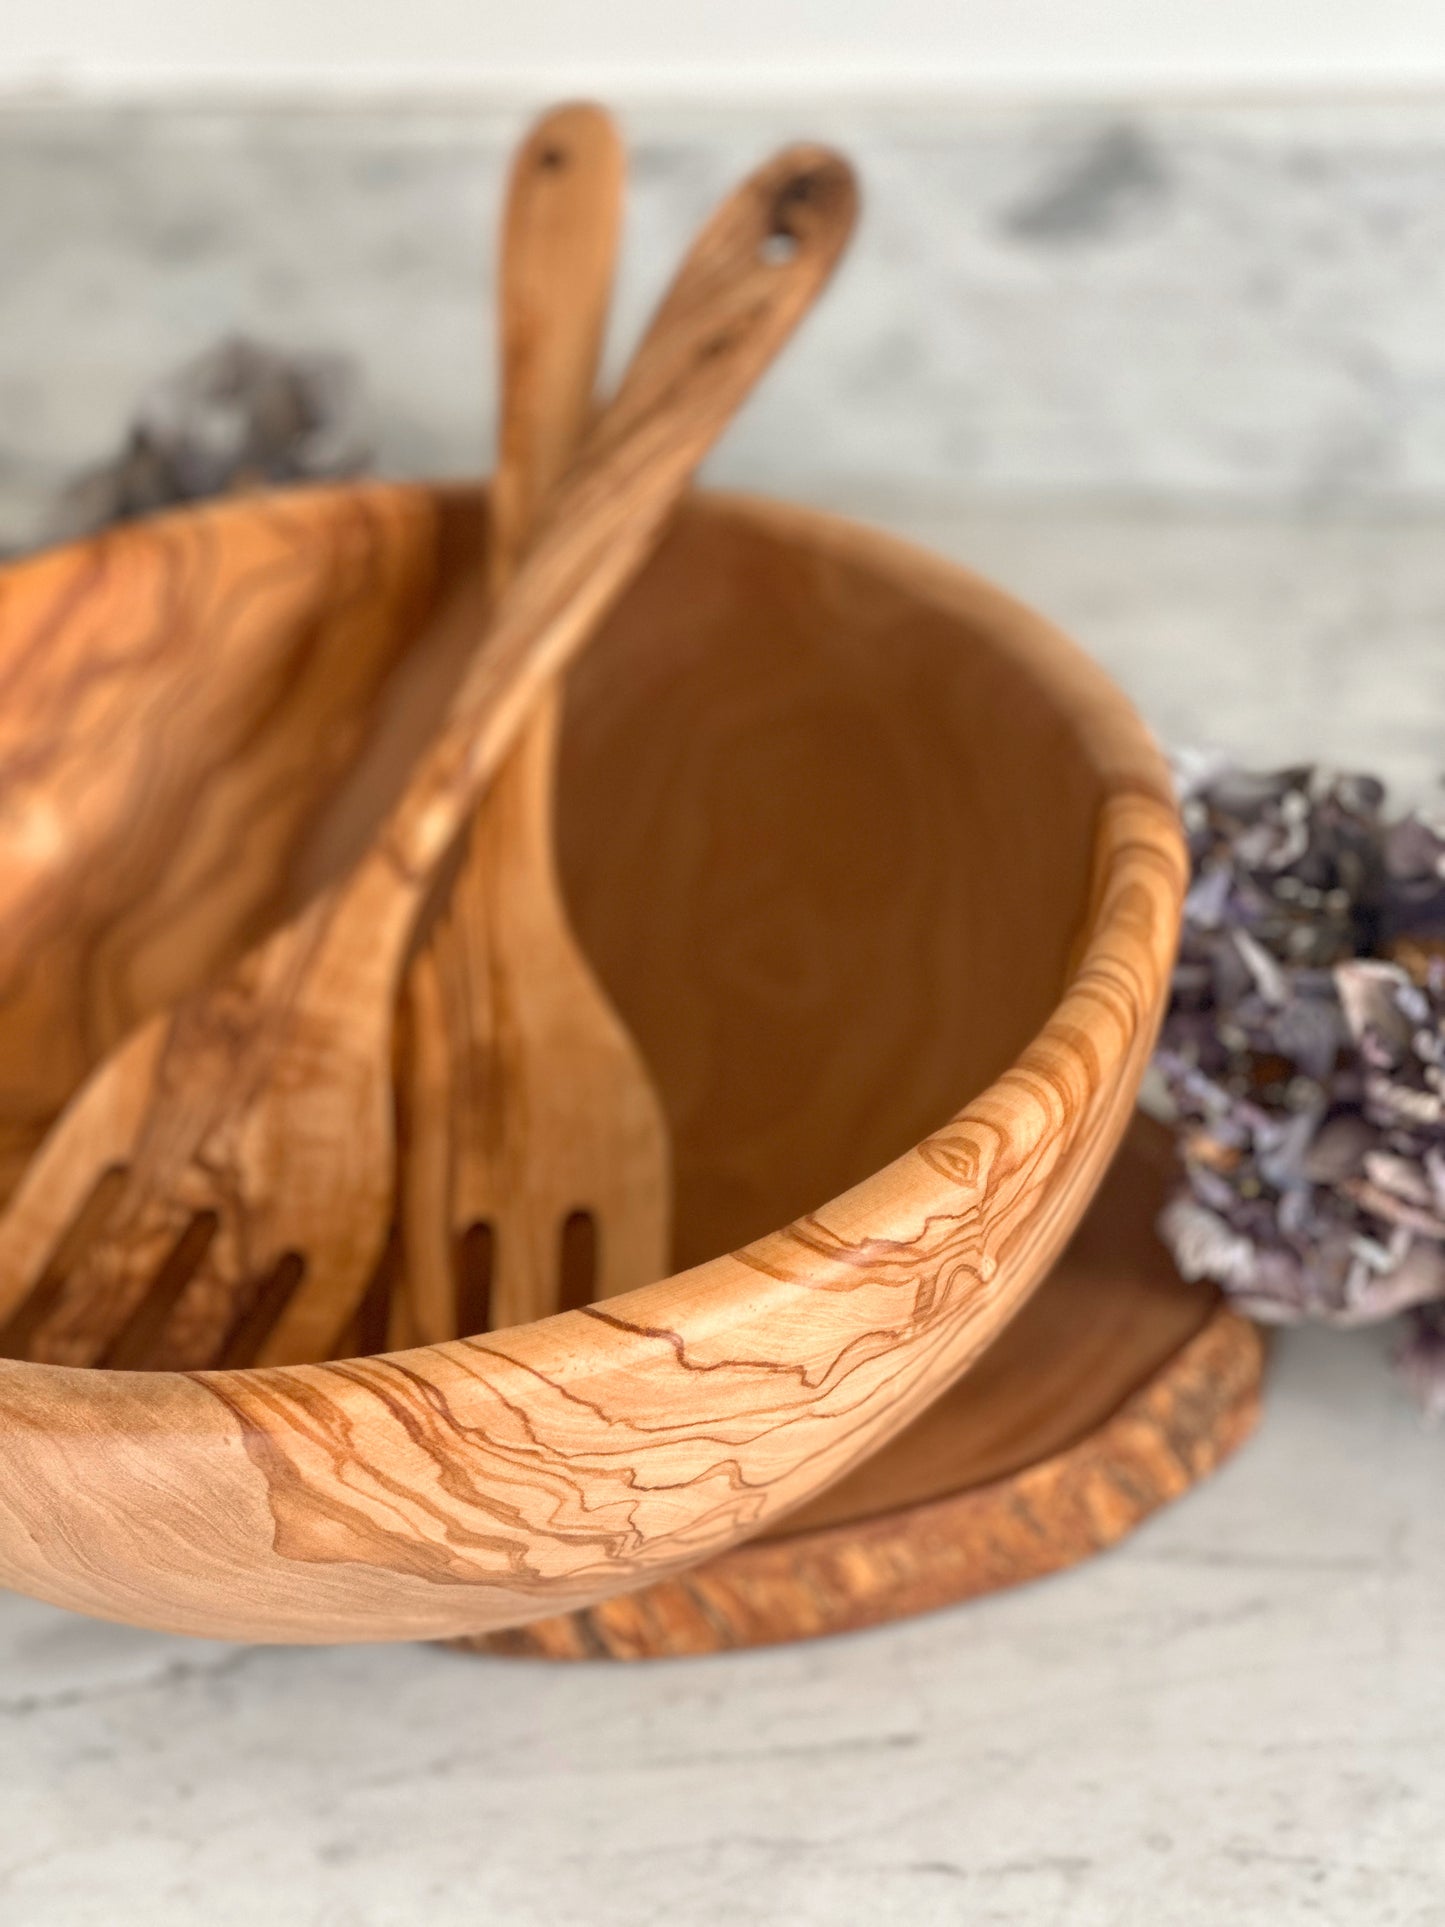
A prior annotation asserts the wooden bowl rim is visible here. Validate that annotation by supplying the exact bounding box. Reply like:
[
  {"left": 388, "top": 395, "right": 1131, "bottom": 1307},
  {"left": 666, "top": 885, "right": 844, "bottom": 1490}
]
[{"left": 0, "top": 482, "right": 1185, "bottom": 1643}]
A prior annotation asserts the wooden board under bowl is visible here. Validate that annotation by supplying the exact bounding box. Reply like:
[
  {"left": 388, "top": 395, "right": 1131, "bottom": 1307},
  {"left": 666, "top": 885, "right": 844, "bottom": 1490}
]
[{"left": 455, "top": 1120, "right": 1265, "bottom": 1660}]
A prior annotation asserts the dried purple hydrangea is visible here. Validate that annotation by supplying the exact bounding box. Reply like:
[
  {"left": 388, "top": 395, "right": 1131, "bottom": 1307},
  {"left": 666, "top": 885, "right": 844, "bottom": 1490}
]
[
  {"left": 1155, "top": 755, "right": 1445, "bottom": 1408},
  {"left": 45, "top": 336, "right": 368, "bottom": 543}
]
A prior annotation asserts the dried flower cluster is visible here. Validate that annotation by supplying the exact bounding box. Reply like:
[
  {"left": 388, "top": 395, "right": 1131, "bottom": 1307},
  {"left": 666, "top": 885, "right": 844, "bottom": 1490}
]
[
  {"left": 45, "top": 336, "right": 368, "bottom": 543},
  {"left": 1155, "top": 755, "right": 1445, "bottom": 1410}
]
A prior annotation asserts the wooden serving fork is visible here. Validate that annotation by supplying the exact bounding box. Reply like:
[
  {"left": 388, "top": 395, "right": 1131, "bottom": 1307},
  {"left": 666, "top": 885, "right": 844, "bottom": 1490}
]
[
  {"left": 396, "top": 102, "right": 671, "bottom": 1345},
  {"left": 0, "top": 143, "right": 859, "bottom": 1371}
]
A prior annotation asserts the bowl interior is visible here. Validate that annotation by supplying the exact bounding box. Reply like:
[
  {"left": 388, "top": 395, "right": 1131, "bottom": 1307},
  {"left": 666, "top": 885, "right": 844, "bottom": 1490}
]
[
  {"left": 0, "top": 482, "right": 1105, "bottom": 1305},
  {"left": 555, "top": 495, "right": 1102, "bottom": 1271}
]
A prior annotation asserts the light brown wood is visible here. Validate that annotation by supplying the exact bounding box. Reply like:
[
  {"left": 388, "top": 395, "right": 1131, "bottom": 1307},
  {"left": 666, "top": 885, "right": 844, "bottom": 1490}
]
[
  {"left": 0, "top": 487, "right": 438, "bottom": 1204},
  {"left": 0, "top": 485, "right": 1184, "bottom": 1644},
  {"left": 457, "top": 1121, "right": 1266, "bottom": 1658},
  {"left": 0, "top": 145, "right": 857, "bottom": 1376},
  {"left": 396, "top": 102, "right": 670, "bottom": 1350}
]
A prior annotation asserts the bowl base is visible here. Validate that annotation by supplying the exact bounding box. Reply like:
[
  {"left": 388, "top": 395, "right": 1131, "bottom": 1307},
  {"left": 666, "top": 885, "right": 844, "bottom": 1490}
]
[{"left": 449, "top": 1121, "right": 1264, "bottom": 1660}]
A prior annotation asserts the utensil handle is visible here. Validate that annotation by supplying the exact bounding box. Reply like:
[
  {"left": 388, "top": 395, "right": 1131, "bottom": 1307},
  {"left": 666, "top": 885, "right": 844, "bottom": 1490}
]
[
  {"left": 374, "top": 143, "right": 858, "bottom": 894},
  {"left": 490, "top": 102, "right": 624, "bottom": 591}
]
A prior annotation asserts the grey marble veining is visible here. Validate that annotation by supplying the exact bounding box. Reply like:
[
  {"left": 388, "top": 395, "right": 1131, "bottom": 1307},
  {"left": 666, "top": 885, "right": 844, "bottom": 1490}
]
[
  {"left": 2, "top": 91, "right": 1442, "bottom": 791},
  {"left": 1, "top": 1325, "right": 1443, "bottom": 1927},
  {"left": 9, "top": 95, "right": 1445, "bottom": 546}
]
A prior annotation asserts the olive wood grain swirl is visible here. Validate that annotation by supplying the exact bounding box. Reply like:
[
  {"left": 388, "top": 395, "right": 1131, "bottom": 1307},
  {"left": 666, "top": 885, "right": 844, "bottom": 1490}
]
[
  {"left": 0, "top": 495, "right": 1184, "bottom": 1643},
  {"left": 0, "top": 488, "right": 437, "bottom": 1201}
]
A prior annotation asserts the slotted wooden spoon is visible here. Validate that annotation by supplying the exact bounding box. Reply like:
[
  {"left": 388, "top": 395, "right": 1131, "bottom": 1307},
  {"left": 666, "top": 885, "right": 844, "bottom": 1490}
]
[
  {"left": 0, "top": 143, "right": 859, "bottom": 1373},
  {"left": 395, "top": 102, "right": 670, "bottom": 1347}
]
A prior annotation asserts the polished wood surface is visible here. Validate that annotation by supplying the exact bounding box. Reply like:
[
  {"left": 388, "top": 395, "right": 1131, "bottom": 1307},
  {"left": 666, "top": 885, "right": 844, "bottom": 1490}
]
[
  {"left": 396, "top": 103, "right": 671, "bottom": 1348},
  {"left": 0, "top": 145, "right": 856, "bottom": 1377},
  {"left": 462, "top": 1122, "right": 1265, "bottom": 1657},
  {"left": 0, "top": 483, "right": 1183, "bottom": 1643},
  {"left": 0, "top": 486, "right": 437, "bottom": 1205}
]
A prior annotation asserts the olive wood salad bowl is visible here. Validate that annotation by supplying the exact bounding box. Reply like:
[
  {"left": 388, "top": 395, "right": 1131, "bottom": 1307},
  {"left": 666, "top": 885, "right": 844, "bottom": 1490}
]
[{"left": 0, "top": 480, "right": 1183, "bottom": 1643}]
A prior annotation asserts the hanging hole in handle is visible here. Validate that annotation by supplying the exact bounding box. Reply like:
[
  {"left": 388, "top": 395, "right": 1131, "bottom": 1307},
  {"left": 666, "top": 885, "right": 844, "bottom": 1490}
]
[
  {"left": 759, "top": 229, "right": 800, "bottom": 266},
  {"left": 762, "top": 167, "right": 822, "bottom": 264},
  {"left": 558, "top": 1210, "right": 598, "bottom": 1313}
]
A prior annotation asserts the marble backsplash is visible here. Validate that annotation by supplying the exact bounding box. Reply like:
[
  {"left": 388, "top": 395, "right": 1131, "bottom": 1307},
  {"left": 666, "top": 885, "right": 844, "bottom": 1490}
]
[{"left": 6, "top": 94, "right": 1445, "bottom": 541}]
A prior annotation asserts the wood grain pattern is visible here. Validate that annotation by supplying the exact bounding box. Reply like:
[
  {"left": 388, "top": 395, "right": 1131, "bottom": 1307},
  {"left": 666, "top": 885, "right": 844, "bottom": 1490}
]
[
  {"left": 0, "top": 486, "right": 1184, "bottom": 1643},
  {"left": 470, "top": 1310, "right": 1262, "bottom": 1660},
  {"left": 395, "top": 102, "right": 671, "bottom": 1348},
  {"left": 457, "top": 1121, "right": 1266, "bottom": 1658},
  {"left": 0, "top": 145, "right": 856, "bottom": 1376},
  {"left": 0, "top": 486, "right": 438, "bottom": 1202}
]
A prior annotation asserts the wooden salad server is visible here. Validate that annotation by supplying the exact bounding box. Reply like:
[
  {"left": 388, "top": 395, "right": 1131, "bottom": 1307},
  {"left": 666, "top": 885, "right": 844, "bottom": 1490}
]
[
  {"left": 0, "top": 143, "right": 859, "bottom": 1374},
  {"left": 396, "top": 102, "right": 671, "bottom": 1347}
]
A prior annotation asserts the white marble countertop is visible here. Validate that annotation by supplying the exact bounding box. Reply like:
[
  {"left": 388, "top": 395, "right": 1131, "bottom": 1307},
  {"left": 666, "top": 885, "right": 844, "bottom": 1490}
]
[
  {"left": 1, "top": 1326, "right": 1440, "bottom": 1926},
  {"left": 1, "top": 498, "right": 1441, "bottom": 1925}
]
